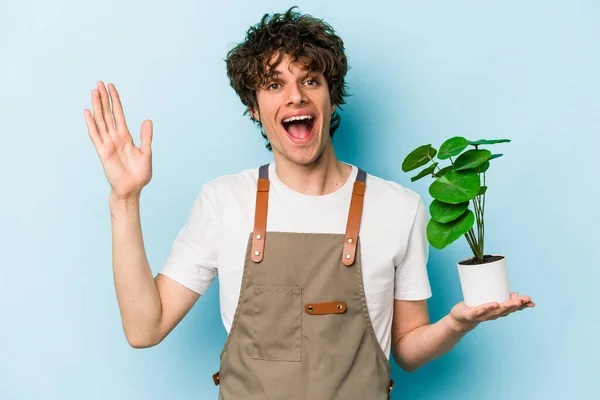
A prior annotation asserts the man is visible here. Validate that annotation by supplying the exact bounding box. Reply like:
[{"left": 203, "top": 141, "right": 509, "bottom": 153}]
[{"left": 84, "top": 7, "right": 534, "bottom": 399}]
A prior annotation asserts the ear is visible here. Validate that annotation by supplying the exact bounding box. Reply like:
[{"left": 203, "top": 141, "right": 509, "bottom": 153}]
[
  {"left": 332, "top": 104, "right": 337, "bottom": 114},
  {"left": 249, "top": 107, "right": 260, "bottom": 122}
]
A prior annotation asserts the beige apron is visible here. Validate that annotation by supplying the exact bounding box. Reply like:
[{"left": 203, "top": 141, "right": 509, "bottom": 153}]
[{"left": 212, "top": 164, "right": 394, "bottom": 399}]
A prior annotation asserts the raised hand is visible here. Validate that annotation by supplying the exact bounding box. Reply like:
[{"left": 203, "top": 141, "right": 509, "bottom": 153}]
[
  {"left": 448, "top": 292, "right": 535, "bottom": 332},
  {"left": 84, "top": 81, "right": 153, "bottom": 200}
]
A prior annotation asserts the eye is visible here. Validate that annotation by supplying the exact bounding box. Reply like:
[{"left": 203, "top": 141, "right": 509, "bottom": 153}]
[
  {"left": 305, "top": 78, "right": 319, "bottom": 86},
  {"left": 267, "top": 82, "right": 281, "bottom": 90}
]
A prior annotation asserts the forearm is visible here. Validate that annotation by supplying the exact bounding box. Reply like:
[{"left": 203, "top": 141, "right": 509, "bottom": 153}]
[
  {"left": 392, "top": 314, "right": 475, "bottom": 372},
  {"left": 109, "top": 192, "right": 162, "bottom": 347}
]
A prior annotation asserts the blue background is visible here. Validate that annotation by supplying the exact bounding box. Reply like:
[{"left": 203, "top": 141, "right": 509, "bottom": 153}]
[{"left": 1, "top": 0, "right": 598, "bottom": 399}]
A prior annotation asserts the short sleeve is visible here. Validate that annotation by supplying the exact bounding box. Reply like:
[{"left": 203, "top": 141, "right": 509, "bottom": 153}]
[
  {"left": 394, "top": 196, "right": 432, "bottom": 300},
  {"left": 158, "top": 185, "right": 218, "bottom": 295}
]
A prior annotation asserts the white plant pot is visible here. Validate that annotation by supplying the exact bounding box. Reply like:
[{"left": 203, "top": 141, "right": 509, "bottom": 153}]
[{"left": 457, "top": 255, "right": 510, "bottom": 307}]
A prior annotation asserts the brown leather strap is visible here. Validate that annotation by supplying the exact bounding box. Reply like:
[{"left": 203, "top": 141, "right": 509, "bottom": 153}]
[
  {"left": 251, "top": 165, "right": 270, "bottom": 263},
  {"left": 305, "top": 301, "right": 347, "bottom": 315},
  {"left": 342, "top": 168, "right": 367, "bottom": 266},
  {"left": 252, "top": 165, "right": 366, "bottom": 266}
]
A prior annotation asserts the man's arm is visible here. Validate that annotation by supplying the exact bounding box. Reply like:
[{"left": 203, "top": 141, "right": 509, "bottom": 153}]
[
  {"left": 84, "top": 80, "right": 201, "bottom": 349},
  {"left": 390, "top": 299, "right": 467, "bottom": 372},
  {"left": 391, "top": 294, "right": 534, "bottom": 372},
  {"left": 110, "top": 194, "right": 200, "bottom": 348}
]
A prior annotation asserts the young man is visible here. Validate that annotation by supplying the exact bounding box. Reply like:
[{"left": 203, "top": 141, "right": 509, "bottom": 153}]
[{"left": 84, "top": 7, "right": 534, "bottom": 399}]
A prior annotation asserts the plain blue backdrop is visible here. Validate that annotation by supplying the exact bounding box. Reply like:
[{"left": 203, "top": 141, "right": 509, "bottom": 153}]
[{"left": 1, "top": 0, "right": 598, "bottom": 399}]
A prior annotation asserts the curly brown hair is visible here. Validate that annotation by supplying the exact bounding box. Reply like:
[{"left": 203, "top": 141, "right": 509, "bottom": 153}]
[{"left": 225, "top": 6, "right": 350, "bottom": 150}]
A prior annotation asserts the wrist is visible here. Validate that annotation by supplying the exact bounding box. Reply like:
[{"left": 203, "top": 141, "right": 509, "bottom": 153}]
[{"left": 109, "top": 191, "right": 141, "bottom": 208}]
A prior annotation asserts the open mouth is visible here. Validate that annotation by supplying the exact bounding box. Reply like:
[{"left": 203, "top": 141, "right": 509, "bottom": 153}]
[{"left": 281, "top": 115, "right": 316, "bottom": 143}]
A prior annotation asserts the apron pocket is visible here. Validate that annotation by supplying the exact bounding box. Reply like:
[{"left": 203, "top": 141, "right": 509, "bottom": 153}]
[{"left": 251, "top": 285, "right": 302, "bottom": 362}]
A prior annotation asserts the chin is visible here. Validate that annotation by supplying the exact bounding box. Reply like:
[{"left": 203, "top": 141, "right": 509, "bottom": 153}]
[{"left": 280, "top": 135, "right": 329, "bottom": 166}]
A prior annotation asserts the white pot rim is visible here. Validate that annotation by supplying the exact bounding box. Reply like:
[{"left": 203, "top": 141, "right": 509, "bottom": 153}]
[{"left": 457, "top": 254, "right": 506, "bottom": 266}]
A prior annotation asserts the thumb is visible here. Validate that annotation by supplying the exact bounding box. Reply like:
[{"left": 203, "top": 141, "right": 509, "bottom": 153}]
[{"left": 140, "top": 120, "right": 153, "bottom": 155}]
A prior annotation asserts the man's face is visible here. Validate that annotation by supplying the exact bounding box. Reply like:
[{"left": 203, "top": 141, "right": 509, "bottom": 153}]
[{"left": 250, "top": 54, "right": 336, "bottom": 166}]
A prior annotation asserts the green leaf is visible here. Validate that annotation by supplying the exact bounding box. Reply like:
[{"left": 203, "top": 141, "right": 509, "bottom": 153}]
[
  {"left": 427, "top": 210, "right": 475, "bottom": 250},
  {"left": 477, "top": 186, "right": 488, "bottom": 196},
  {"left": 476, "top": 161, "right": 490, "bottom": 174},
  {"left": 429, "top": 200, "right": 470, "bottom": 223},
  {"left": 468, "top": 139, "right": 511, "bottom": 145},
  {"left": 402, "top": 144, "right": 437, "bottom": 172},
  {"left": 454, "top": 149, "right": 492, "bottom": 171},
  {"left": 438, "top": 137, "right": 469, "bottom": 160},
  {"left": 429, "top": 170, "right": 480, "bottom": 204},
  {"left": 435, "top": 166, "right": 453, "bottom": 178},
  {"left": 411, "top": 162, "right": 438, "bottom": 182},
  {"left": 490, "top": 153, "right": 503, "bottom": 160}
]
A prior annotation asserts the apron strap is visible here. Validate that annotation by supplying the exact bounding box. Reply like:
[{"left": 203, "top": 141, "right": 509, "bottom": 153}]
[
  {"left": 342, "top": 168, "right": 366, "bottom": 266},
  {"left": 251, "top": 164, "right": 270, "bottom": 263},
  {"left": 251, "top": 164, "right": 367, "bottom": 266}
]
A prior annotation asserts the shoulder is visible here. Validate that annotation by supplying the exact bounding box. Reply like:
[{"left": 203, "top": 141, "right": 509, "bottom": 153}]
[
  {"left": 198, "top": 166, "right": 260, "bottom": 203},
  {"left": 364, "top": 171, "right": 423, "bottom": 217}
]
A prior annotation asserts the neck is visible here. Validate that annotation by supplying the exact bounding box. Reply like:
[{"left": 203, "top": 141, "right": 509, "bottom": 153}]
[{"left": 273, "top": 145, "right": 352, "bottom": 196}]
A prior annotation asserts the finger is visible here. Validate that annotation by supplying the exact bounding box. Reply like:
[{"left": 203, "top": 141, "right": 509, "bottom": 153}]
[
  {"left": 517, "top": 298, "right": 533, "bottom": 311},
  {"left": 506, "top": 298, "right": 530, "bottom": 315},
  {"left": 499, "top": 305, "right": 520, "bottom": 317},
  {"left": 478, "top": 301, "right": 517, "bottom": 320},
  {"left": 108, "top": 83, "right": 129, "bottom": 134},
  {"left": 511, "top": 292, "right": 531, "bottom": 303},
  {"left": 97, "top": 81, "right": 116, "bottom": 132},
  {"left": 500, "top": 298, "right": 524, "bottom": 309},
  {"left": 472, "top": 303, "right": 499, "bottom": 320},
  {"left": 84, "top": 109, "right": 103, "bottom": 148},
  {"left": 140, "top": 120, "right": 153, "bottom": 155},
  {"left": 479, "top": 302, "right": 499, "bottom": 313},
  {"left": 477, "top": 308, "right": 504, "bottom": 321},
  {"left": 519, "top": 296, "right": 531, "bottom": 304},
  {"left": 91, "top": 88, "right": 108, "bottom": 139}
]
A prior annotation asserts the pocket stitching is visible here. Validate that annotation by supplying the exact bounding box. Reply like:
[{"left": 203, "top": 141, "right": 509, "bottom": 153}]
[{"left": 251, "top": 285, "right": 302, "bottom": 362}]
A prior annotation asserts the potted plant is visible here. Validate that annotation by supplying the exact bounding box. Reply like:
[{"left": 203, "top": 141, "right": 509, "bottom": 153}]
[{"left": 401, "top": 137, "right": 511, "bottom": 307}]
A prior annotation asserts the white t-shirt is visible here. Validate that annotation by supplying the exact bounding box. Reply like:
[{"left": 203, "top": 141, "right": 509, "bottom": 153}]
[{"left": 158, "top": 162, "right": 432, "bottom": 359}]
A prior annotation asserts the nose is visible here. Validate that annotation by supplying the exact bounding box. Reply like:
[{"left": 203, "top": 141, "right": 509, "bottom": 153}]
[{"left": 285, "top": 81, "right": 307, "bottom": 106}]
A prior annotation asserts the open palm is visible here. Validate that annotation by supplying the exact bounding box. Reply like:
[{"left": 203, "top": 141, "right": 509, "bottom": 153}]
[
  {"left": 84, "top": 81, "right": 153, "bottom": 199},
  {"left": 449, "top": 292, "right": 535, "bottom": 332}
]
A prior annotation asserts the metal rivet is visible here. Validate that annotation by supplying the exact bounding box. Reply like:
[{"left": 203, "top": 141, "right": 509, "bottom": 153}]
[
  {"left": 346, "top": 254, "right": 351, "bottom": 260},
  {"left": 256, "top": 234, "right": 262, "bottom": 240},
  {"left": 308, "top": 305, "right": 313, "bottom": 312},
  {"left": 348, "top": 238, "right": 353, "bottom": 243},
  {"left": 254, "top": 250, "right": 260, "bottom": 256},
  {"left": 337, "top": 304, "right": 343, "bottom": 310}
]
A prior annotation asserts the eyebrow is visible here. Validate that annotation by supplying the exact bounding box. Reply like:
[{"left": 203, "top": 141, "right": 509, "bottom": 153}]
[{"left": 264, "top": 69, "right": 315, "bottom": 82}]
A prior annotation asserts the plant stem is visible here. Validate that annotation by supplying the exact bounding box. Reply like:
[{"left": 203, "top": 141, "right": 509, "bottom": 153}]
[
  {"left": 482, "top": 171, "right": 486, "bottom": 257},
  {"left": 471, "top": 197, "right": 480, "bottom": 260},
  {"left": 464, "top": 228, "right": 478, "bottom": 257},
  {"left": 469, "top": 171, "right": 486, "bottom": 262},
  {"left": 467, "top": 228, "right": 482, "bottom": 260}
]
